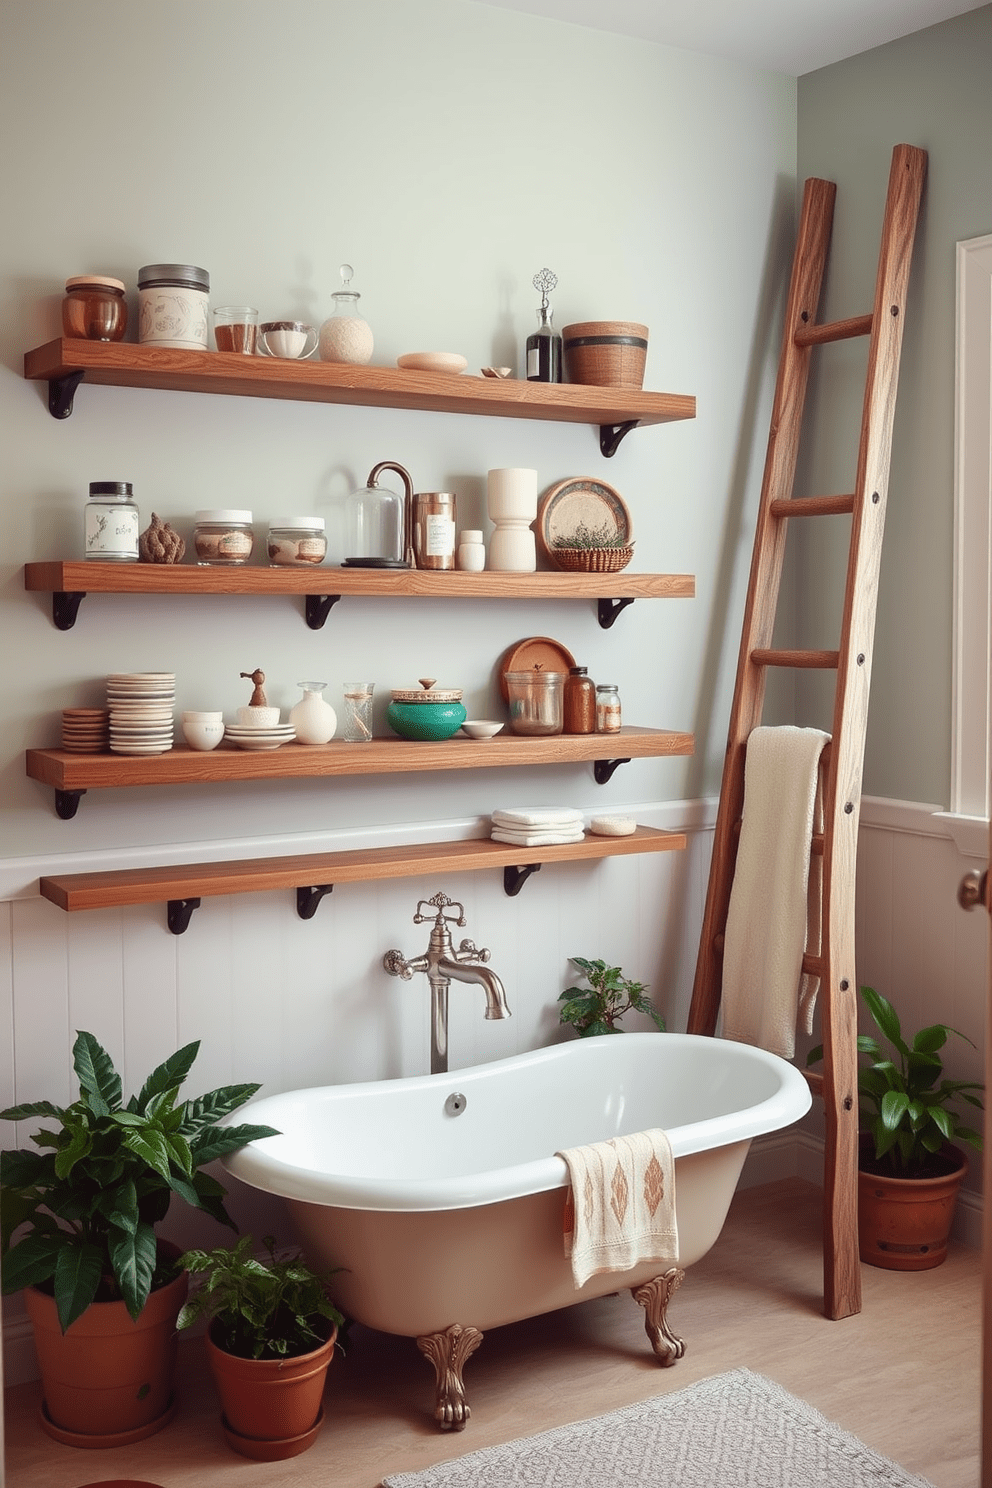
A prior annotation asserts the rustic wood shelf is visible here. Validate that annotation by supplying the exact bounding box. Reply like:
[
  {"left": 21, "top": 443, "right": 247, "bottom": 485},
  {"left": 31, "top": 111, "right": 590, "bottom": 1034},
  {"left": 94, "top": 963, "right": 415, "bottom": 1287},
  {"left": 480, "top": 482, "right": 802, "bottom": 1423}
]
[
  {"left": 24, "top": 561, "right": 695, "bottom": 631},
  {"left": 23, "top": 339, "right": 695, "bottom": 455},
  {"left": 38, "top": 825, "right": 684, "bottom": 931},
  {"left": 27, "top": 729, "right": 693, "bottom": 818}
]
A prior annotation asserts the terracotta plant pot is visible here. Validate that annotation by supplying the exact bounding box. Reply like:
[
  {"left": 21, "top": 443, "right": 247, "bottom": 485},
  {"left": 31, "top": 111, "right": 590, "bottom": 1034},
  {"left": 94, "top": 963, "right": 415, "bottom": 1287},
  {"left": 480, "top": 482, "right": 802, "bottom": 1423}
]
[
  {"left": 25, "top": 1250, "right": 188, "bottom": 1447},
  {"left": 858, "top": 1138, "right": 968, "bottom": 1271},
  {"left": 205, "top": 1322, "right": 337, "bottom": 1461}
]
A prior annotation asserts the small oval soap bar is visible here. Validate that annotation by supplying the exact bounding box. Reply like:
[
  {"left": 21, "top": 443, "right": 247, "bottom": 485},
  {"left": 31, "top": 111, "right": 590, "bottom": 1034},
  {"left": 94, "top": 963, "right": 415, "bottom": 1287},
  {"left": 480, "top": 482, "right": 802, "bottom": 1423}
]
[{"left": 589, "top": 815, "right": 636, "bottom": 837}]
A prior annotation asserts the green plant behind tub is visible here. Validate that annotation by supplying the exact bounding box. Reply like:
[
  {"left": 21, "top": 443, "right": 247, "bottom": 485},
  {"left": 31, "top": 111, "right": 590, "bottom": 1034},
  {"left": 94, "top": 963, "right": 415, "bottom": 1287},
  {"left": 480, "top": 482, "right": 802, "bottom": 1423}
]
[
  {"left": 0, "top": 1030, "right": 279, "bottom": 1331},
  {"left": 177, "top": 1234, "right": 345, "bottom": 1360},
  {"left": 806, "top": 985, "right": 984, "bottom": 1177},
  {"left": 558, "top": 957, "right": 665, "bottom": 1038}
]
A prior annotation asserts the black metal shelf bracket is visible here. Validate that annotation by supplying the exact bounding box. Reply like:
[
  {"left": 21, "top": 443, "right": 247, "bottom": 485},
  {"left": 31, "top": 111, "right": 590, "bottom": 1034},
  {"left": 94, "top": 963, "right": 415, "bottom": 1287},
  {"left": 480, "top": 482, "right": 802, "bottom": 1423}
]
[
  {"left": 597, "top": 596, "right": 635, "bottom": 630},
  {"left": 503, "top": 863, "right": 541, "bottom": 897},
  {"left": 52, "top": 591, "right": 86, "bottom": 630},
  {"left": 305, "top": 595, "right": 342, "bottom": 630},
  {"left": 48, "top": 371, "right": 85, "bottom": 420},
  {"left": 167, "top": 897, "right": 201, "bottom": 935},
  {"left": 297, "top": 883, "right": 334, "bottom": 919},
  {"left": 594, "top": 757, "right": 631, "bottom": 785},
  {"left": 54, "top": 788, "right": 86, "bottom": 820},
  {"left": 599, "top": 420, "right": 638, "bottom": 458}
]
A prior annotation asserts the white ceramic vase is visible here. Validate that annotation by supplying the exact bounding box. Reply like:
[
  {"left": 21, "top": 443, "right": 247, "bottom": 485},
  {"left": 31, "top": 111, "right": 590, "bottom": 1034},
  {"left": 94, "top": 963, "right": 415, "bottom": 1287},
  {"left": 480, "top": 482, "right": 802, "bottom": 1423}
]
[
  {"left": 289, "top": 683, "right": 337, "bottom": 744},
  {"left": 487, "top": 468, "right": 537, "bottom": 572}
]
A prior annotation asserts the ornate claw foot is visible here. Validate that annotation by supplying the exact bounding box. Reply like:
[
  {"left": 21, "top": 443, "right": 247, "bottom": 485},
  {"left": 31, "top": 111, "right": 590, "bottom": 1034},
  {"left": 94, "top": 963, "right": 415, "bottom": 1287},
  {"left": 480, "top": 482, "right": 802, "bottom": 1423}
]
[
  {"left": 632, "top": 1267, "right": 686, "bottom": 1366},
  {"left": 416, "top": 1323, "right": 484, "bottom": 1431}
]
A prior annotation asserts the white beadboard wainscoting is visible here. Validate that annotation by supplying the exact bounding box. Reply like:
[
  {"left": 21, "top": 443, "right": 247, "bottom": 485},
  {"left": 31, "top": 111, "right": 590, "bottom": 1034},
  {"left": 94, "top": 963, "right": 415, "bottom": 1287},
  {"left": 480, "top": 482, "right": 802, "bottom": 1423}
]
[{"left": 1, "top": 795, "right": 986, "bottom": 1383}]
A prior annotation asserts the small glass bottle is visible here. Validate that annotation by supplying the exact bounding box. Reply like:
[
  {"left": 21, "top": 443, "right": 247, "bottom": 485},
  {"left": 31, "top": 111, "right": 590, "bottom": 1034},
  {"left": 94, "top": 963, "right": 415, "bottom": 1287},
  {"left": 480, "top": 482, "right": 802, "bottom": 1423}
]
[
  {"left": 526, "top": 267, "right": 562, "bottom": 383},
  {"left": 596, "top": 683, "right": 622, "bottom": 733},
  {"left": 84, "top": 481, "right": 139, "bottom": 562},
  {"left": 564, "top": 666, "right": 597, "bottom": 733},
  {"left": 319, "top": 263, "right": 374, "bottom": 365}
]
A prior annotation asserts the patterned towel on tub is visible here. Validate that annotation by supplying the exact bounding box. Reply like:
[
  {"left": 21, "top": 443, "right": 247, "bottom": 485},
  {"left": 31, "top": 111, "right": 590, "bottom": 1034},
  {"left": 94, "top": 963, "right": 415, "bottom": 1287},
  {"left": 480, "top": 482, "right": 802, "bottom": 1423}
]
[{"left": 556, "top": 1130, "right": 679, "bottom": 1288}]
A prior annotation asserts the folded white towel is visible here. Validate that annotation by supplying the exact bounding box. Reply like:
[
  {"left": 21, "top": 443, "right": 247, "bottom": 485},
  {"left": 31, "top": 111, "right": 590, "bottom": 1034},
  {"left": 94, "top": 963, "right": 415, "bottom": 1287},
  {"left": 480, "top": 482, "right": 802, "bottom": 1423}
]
[
  {"left": 721, "top": 725, "right": 829, "bottom": 1059},
  {"left": 491, "top": 828, "right": 586, "bottom": 847},
  {"left": 492, "top": 807, "right": 584, "bottom": 828},
  {"left": 557, "top": 1130, "right": 678, "bottom": 1288}
]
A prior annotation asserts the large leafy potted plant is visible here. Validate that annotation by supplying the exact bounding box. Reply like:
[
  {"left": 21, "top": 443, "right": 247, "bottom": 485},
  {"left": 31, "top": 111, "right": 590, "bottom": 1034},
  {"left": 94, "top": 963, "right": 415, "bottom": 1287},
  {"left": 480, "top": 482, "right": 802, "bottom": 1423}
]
[
  {"left": 0, "top": 1029, "right": 277, "bottom": 1446},
  {"left": 808, "top": 986, "right": 983, "bottom": 1271},
  {"left": 177, "top": 1234, "right": 344, "bottom": 1461}
]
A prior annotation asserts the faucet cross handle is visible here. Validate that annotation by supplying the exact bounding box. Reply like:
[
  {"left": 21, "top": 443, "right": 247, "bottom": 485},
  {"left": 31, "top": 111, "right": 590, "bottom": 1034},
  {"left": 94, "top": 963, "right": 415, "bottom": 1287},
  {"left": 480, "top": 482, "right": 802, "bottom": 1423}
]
[
  {"left": 413, "top": 891, "right": 467, "bottom": 929},
  {"left": 454, "top": 938, "right": 491, "bottom": 965}
]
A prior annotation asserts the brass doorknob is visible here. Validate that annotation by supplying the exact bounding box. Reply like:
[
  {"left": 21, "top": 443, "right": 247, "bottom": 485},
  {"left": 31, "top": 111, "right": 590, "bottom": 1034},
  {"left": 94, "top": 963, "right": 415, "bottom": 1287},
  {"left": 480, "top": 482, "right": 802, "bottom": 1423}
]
[{"left": 957, "top": 868, "right": 988, "bottom": 912}]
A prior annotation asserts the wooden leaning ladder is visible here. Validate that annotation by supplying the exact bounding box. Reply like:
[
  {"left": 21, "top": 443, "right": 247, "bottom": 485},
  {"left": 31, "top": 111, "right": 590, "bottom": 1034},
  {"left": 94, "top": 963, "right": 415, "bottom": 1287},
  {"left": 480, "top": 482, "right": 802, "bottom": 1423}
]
[{"left": 686, "top": 143, "right": 927, "bottom": 1321}]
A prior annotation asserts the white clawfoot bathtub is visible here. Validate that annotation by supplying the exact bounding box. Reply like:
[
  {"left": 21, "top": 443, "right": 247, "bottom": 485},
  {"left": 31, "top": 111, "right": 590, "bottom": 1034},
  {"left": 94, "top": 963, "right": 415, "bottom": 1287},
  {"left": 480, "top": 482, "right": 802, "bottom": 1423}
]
[{"left": 224, "top": 1032, "right": 810, "bottom": 1428}]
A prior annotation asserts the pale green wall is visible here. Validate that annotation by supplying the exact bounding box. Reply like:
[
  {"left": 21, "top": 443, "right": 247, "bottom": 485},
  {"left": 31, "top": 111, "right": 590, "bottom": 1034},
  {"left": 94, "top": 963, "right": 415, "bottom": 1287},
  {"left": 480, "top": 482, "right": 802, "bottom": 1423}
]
[
  {"left": 796, "top": 6, "right": 992, "bottom": 806},
  {"left": 0, "top": 0, "right": 795, "bottom": 860}
]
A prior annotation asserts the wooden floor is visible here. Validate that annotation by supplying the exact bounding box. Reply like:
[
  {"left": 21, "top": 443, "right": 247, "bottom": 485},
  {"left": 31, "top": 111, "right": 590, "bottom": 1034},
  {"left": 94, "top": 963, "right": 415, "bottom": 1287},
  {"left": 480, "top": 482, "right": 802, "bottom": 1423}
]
[{"left": 4, "top": 1178, "right": 981, "bottom": 1488}]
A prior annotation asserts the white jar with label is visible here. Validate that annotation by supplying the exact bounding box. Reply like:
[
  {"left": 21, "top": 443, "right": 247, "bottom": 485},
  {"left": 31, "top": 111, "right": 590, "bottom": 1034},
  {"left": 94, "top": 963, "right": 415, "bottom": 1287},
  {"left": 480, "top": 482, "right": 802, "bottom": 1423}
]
[
  {"left": 84, "top": 481, "right": 139, "bottom": 562},
  {"left": 412, "top": 492, "right": 456, "bottom": 570},
  {"left": 138, "top": 263, "right": 210, "bottom": 350},
  {"left": 194, "top": 510, "right": 254, "bottom": 566}
]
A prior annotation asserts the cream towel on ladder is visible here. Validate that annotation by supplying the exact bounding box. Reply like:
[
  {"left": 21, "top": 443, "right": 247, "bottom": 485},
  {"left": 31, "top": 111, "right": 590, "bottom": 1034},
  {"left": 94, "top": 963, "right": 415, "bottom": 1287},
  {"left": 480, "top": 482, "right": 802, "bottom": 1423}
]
[
  {"left": 556, "top": 1130, "right": 678, "bottom": 1288},
  {"left": 721, "top": 725, "right": 829, "bottom": 1060}
]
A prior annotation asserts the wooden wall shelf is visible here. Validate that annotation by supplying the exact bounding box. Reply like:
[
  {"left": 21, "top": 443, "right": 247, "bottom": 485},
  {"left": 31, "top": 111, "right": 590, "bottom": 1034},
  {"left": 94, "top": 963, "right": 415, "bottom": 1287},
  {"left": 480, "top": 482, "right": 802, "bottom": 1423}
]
[
  {"left": 27, "top": 728, "right": 693, "bottom": 818},
  {"left": 38, "top": 825, "right": 685, "bottom": 931},
  {"left": 23, "top": 339, "right": 696, "bottom": 455},
  {"left": 24, "top": 562, "right": 695, "bottom": 631}
]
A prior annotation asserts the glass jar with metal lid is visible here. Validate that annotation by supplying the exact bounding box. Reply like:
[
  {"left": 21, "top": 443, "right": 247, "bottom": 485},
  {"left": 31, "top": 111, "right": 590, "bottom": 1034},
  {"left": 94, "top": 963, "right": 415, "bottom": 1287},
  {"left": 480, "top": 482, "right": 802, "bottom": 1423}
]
[
  {"left": 138, "top": 263, "right": 210, "bottom": 350},
  {"left": 194, "top": 510, "right": 254, "bottom": 566},
  {"left": 63, "top": 276, "right": 128, "bottom": 341},
  {"left": 267, "top": 517, "right": 327, "bottom": 567},
  {"left": 84, "top": 481, "right": 139, "bottom": 562}
]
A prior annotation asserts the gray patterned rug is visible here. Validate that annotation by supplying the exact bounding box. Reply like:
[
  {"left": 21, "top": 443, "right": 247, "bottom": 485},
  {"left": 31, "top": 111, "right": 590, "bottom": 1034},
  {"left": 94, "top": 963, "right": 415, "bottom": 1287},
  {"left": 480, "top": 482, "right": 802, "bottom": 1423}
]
[{"left": 381, "top": 1369, "right": 935, "bottom": 1487}]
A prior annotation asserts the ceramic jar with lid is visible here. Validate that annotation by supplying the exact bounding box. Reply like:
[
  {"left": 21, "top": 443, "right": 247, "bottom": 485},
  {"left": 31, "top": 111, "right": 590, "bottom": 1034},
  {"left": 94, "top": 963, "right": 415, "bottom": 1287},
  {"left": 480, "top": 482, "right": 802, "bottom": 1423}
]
[
  {"left": 386, "top": 680, "right": 466, "bottom": 741},
  {"left": 457, "top": 530, "right": 485, "bottom": 571},
  {"left": 194, "top": 510, "right": 254, "bottom": 566},
  {"left": 138, "top": 263, "right": 210, "bottom": 349},
  {"left": 267, "top": 518, "right": 327, "bottom": 567},
  {"left": 63, "top": 276, "right": 128, "bottom": 341}
]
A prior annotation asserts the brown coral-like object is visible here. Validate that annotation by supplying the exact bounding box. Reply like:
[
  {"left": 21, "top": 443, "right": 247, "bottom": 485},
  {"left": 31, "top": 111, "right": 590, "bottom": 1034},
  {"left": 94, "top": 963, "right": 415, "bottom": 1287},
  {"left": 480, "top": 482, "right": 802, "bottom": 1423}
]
[{"left": 139, "top": 512, "right": 186, "bottom": 564}]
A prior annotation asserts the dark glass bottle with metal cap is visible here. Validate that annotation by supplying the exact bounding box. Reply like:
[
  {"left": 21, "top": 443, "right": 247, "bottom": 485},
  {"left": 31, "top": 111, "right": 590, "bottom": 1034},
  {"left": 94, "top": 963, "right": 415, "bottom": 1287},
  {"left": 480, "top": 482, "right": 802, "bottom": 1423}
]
[
  {"left": 526, "top": 267, "right": 562, "bottom": 383},
  {"left": 84, "top": 481, "right": 139, "bottom": 562}
]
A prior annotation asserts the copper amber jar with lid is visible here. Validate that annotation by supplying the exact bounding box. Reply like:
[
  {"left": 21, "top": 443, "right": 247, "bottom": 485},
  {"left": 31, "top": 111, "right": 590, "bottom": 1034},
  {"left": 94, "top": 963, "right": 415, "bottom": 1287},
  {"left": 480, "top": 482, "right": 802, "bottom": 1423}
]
[
  {"left": 563, "top": 666, "right": 596, "bottom": 733},
  {"left": 63, "top": 276, "right": 128, "bottom": 341}
]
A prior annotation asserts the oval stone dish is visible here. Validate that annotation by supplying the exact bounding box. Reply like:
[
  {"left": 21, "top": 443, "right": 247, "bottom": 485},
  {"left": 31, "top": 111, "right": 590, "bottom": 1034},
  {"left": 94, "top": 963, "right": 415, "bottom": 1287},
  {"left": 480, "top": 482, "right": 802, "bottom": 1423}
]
[{"left": 387, "top": 679, "right": 467, "bottom": 741}]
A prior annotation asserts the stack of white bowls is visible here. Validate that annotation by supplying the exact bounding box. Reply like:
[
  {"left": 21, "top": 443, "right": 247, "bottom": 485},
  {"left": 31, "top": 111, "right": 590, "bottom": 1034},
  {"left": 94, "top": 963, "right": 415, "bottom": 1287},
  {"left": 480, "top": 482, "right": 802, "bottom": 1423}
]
[{"left": 107, "top": 673, "right": 175, "bottom": 755}]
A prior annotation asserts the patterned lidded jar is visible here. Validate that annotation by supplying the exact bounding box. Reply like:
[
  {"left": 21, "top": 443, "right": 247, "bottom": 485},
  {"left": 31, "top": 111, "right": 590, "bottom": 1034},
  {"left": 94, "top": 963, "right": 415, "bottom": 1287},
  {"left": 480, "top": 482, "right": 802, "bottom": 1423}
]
[{"left": 138, "top": 264, "right": 210, "bottom": 350}]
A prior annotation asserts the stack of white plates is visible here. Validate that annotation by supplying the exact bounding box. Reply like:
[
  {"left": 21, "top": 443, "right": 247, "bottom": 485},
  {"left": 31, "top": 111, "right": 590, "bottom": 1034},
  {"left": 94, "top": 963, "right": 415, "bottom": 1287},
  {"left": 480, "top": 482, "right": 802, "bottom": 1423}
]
[
  {"left": 107, "top": 673, "right": 176, "bottom": 755},
  {"left": 224, "top": 723, "right": 296, "bottom": 752}
]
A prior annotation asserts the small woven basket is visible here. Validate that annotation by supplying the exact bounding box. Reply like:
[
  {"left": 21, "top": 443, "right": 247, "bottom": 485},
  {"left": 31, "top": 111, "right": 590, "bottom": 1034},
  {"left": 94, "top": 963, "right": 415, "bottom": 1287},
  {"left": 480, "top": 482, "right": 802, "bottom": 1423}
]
[
  {"left": 561, "top": 322, "right": 648, "bottom": 388},
  {"left": 551, "top": 545, "right": 634, "bottom": 573}
]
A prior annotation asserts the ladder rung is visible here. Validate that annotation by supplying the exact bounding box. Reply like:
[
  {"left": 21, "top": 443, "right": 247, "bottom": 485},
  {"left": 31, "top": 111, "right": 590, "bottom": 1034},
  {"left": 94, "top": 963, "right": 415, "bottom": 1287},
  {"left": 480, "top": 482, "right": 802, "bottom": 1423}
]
[
  {"left": 750, "top": 648, "right": 839, "bottom": 669},
  {"left": 769, "top": 494, "right": 856, "bottom": 519},
  {"left": 794, "top": 313, "right": 873, "bottom": 347}
]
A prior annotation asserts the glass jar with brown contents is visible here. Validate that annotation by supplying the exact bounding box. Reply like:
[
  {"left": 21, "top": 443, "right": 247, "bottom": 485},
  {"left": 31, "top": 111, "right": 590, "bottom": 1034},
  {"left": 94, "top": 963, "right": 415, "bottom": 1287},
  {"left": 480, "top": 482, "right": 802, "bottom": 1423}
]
[{"left": 63, "top": 276, "right": 128, "bottom": 341}]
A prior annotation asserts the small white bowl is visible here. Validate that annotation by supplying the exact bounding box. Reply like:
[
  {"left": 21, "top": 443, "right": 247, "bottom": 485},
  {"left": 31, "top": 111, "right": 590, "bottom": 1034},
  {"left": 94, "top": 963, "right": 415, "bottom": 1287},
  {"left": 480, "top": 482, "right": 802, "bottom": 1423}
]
[
  {"left": 397, "top": 351, "right": 468, "bottom": 375},
  {"left": 182, "top": 710, "right": 223, "bottom": 723},
  {"left": 237, "top": 705, "right": 281, "bottom": 728},
  {"left": 461, "top": 720, "right": 504, "bottom": 740},
  {"left": 183, "top": 720, "right": 225, "bottom": 751}
]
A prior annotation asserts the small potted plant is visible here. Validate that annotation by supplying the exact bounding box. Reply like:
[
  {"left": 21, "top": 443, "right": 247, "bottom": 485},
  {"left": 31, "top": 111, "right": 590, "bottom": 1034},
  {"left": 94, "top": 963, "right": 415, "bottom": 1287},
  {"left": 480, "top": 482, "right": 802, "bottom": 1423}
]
[
  {"left": 0, "top": 1029, "right": 278, "bottom": 1446},
  {"left": 808, "top": 985, "right": 983, "bottom": 1270},
  {"left": 177, "top": 1233, "right": 344, "bottom": 1461},
  {"left": 557, "top": 957, "right": 665, "bottom": 1037}
]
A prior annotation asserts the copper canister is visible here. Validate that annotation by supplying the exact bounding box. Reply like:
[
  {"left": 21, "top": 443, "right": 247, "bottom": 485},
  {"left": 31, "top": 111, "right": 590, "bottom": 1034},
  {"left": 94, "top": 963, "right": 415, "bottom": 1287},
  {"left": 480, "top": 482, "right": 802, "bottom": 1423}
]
[{"left": 412, "top": 492, "right": 457, "bottom": 570}]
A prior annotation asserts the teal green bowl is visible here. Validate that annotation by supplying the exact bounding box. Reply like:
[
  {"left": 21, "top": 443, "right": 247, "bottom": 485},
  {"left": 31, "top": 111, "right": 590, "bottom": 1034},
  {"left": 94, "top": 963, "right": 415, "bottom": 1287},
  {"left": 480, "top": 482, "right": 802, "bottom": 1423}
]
[{"left": 386, "top": 700, "right": 467, "bottom": 741}]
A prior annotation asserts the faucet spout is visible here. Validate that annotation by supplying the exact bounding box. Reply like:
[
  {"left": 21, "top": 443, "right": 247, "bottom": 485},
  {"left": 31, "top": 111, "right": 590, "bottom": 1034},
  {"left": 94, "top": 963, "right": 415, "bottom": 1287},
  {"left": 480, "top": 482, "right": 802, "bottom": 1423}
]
[{"left": 435, "top": 959, "right": 511, "bottom": 1020}]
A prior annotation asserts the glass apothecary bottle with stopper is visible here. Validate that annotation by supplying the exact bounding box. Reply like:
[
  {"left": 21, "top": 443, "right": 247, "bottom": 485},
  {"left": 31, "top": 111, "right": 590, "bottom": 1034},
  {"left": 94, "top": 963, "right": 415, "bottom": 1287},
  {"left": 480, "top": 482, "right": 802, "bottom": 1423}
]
[
  {"left": 319, "top": 263, "right": 374, "bottom": 364},
  {"left": 526, "top": 267, "right": 562, "bottom": 383}
]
